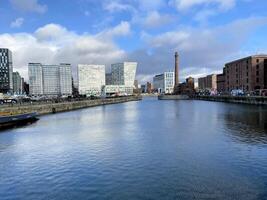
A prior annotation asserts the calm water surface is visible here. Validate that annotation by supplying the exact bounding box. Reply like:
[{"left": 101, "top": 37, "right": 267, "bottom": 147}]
[{"left": 0, "top": 98, "right": 267, "bottom": 200}]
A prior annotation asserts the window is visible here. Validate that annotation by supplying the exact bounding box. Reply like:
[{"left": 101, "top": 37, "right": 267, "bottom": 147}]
[
  {"left": 257, "top": 59, "right": 259, "bottom": 63},
  {"left": 256, "top": 65, "right": 259, "bottom": 70},
  {"left": 256, "top": 71, "right": 259, "bottom": 76},
  {"left": 256, "top": 78, "right": 259, "bottom": 83}
]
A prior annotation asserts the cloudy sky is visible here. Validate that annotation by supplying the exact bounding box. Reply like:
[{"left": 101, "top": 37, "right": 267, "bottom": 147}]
[{"left": 1, "top": 0, "right": 267, "bottom": 83}]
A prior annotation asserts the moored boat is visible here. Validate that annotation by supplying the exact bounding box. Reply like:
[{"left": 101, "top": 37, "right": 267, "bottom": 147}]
[{"left": 0, "top": 112, "right": 39, "bottom": 129}]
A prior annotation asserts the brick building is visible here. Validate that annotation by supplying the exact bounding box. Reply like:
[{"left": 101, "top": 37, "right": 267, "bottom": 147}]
[
  {"left": 198, "top": 74, "right": 217, "bottom": 90},
  {"left": 225, "top": 55, "right": 267, "bottom": 92}
]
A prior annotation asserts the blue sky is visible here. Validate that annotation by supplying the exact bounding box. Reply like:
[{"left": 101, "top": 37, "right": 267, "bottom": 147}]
[{"left": 1, "top": 0, "right": 267, "bottom": 82}]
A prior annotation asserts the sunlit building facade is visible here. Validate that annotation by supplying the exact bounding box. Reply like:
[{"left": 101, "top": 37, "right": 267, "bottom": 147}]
[
  {"left": 78, "top": 64, "right": 105, "bottom": 96},
  {"left": 153, "top": 72, "right": 174, "bottom": 94},
  {"left": 0, "top": 48, "right": 13, "bottom": 93}
]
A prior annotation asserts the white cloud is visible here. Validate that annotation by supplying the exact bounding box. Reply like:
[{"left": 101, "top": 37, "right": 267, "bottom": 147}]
[
  {"left": 103, "top": 1, "right": 134, "bottom": 13},
  {"left": 0, "top": 22, "right": 131, "bottom": 80},
  {"left": 10, "top": 17, "right": 24, "bottom": 28},
  {"left": 10, "top": 0, "right": 47, "bottom": 14},
  {"left": 171, "top": 0, "right": 236, "bottom": 11},
  {"left": 143, "top": 11, "right": 173, "bottom": 28},
  {"left": 128, "top": 16, "right": 267, "bottom": 81}
]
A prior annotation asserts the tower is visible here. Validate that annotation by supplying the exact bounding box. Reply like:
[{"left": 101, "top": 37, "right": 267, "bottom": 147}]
[{"left": 175, "top": 52, "right": 179, "bottom": 86}]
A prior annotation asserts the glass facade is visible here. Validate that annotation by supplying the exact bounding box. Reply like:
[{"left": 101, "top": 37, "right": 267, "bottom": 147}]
[{"left": 0, "top": 48, "right": 13, "bottom": 93}]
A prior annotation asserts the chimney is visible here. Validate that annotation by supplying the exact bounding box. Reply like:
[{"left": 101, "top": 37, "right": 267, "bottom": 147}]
[{"left": 175, "top": 52, "right": 179, "bottom": 86}]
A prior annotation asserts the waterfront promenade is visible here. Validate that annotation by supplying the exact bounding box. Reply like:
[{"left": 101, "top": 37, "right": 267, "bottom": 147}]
[{"left": 0, "top": 96, "right": 142, "bottom": 116}]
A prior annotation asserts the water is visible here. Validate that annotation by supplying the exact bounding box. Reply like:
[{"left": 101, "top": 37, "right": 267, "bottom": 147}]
[{"left": 0, "top": 98, "right": 267, "bottom": 200}]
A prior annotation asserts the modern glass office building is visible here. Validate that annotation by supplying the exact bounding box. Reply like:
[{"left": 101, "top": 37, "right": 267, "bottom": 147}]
[
  {"left": 111, "top": 62, "right": 137, "bottom": 87},
  {"left": 78, "top": 64, "right": 105, "bottom": 96},
  {"left": 29, "top": 63, "right": 43, "bottom": 95},
  {"left": 28, "top": 63, "right": 72, "bottom": 96},
  {"left": 59, "top": 64, "right": 72, "bottom": 95},
  {"left": 12, "top": 71, "right": 23, "bottom": 94},
  {"left": 0, "top": 48, "right": 13, "bottom": 93}
]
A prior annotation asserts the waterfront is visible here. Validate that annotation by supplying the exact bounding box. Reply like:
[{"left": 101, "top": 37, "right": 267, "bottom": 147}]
[{"left": 0, "top": 98, "right": 267, "bottom": 199}]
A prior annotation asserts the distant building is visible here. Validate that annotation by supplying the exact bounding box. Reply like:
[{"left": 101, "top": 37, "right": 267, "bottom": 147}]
[
  {"left": 105, "top": 73, "right": 112, "bottom": 85},
  {"left": 134, "top": 80, "right": 139, "bottom": 89},
  {"left": 186, "top": 77, "right": 195, "bottom": 90},
  {"left": 146, "top": 82, "right": 153, "bottom": 93},
  {"left": 12, "top": 71, "right": 23, "bottom": 94},
  {"left": 29, "top": 63, "right": 72, "bottom": 96},
  {"left": 59, "top": 64, "right": 72, "bottom": 95},
  {"left": 42, "top": 65, "right": 60, "bottom": 96},
  {"left": 111, "top": 62, "right": 137, "bottom": 87},
  {"left": 217, "top": 71, "right": 225, "bottom": 93},
  {"left": 102, "top": 85, "right": 134, "bottom": 96},
  {"left": 198, "top": 74, "right": 217, "bottom": 91},
  {"left": 78, "top": 64, "right": 105, "bottom": 96},
  {"left": 29, "top": 63, "right": 43, "bottom": 95},
  {"left": 0, "top": 48, "right": 13, "bottom": 93},
  {"left": 141, "top": 85, "right": 146, "bottom": 93},
  {"left": 153, "top": 72, "right": 174, "bottom": 94},
  {"left": 225, "top": 55, "right": 267, "bottom": 92}
]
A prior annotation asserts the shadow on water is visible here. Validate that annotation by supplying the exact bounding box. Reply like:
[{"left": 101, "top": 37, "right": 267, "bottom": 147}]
[
  {"left": 222, "top": 104, "right": 267, "bottom": 144},
  {"left": 0, "top": 119, "right": 39, "bottom": 132}
]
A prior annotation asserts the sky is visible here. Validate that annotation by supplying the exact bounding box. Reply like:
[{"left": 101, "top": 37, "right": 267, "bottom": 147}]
[{"left": 1, "top": 0, "right": 267, "bottom": 83}]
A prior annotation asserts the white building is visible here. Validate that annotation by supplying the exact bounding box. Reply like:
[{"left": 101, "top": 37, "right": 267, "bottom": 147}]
[
  {"left": 153, "top": 72, "right": 174, "bottom": 94},
  {"left": 29, "top": 63, "right": 43, "bottom": 95},
  {"left": 42, "top": 65, "right": 60, "bottom": 96},
  {"left": 59, "top": 64, "right": 72, "bottom": 95},
  {"left": 78, "top": 64, "right": 105, "bottom": 96},
  {"left": 111, "top": 62, "right": 137, "bottom": 87},
  {"left": 102, "top": 85, "right": 134, "bottom": 96},
  {"left": 29, "top": 63, "right": 72, "bottom": 96}
]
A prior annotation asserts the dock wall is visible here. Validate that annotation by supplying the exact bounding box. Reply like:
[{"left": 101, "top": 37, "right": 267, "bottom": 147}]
[
  {"left": 0, "top": 96, "right": 142, "bottom": 116},
  {"left": 195, "top": 95, "right": 267, "bottom": 105}
]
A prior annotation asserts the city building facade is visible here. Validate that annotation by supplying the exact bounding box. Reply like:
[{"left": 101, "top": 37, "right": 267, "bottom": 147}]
[
  {"left": 29, "top": 63, "right": 43, "bottom": 95},
  {"left": 12, "top": 71, "right": 23, "bottom": 94},
  {"left": 217, "top": 72, "right": 225, "bottom": 93},
  {"left": 111, "top": 62, "right": 137, "bottom": 87},
  {"left": 0, "top": 48, "right": 13, "bottom": 93},
  {"left": 42, "top": 65, "right": 60, "bottom": 96},
  {"left": 225, "top": 55, "right": 267, "bottom": 92},
  {"left": 29, "top": 63, "right": 72, "bottom": 96},
  {"left": 153, "top": 72, "right": 174, "bottom": 94},
  {"left": 78, "top": 64, "right": 105, "bottom": 96},
  {"left": 59, "top": 64, "right": 72, "bottom": 95},
  {"left": 198, "top": 74, "right": 217, "bottom": 91}
]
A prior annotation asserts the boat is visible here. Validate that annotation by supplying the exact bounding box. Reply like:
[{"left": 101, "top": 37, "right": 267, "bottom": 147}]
[{"left": 0, "top": 112, "right": 39, "bottom": 129}]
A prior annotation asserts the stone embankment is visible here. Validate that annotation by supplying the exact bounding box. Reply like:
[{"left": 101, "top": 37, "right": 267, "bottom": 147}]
[
  {"left": 0, "top": 96, "right": 142, "bottom": 116},
  {"left": 195, "top": 95, "right": 267, "bottom": 105}
]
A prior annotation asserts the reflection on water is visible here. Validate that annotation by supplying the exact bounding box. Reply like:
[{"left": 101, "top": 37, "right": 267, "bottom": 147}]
[
  {"left": 222, "top": 104, "right": 267, "bottom": 144},
  {"left": 0, "top": 98, "right": 267, "bottom": 200}
]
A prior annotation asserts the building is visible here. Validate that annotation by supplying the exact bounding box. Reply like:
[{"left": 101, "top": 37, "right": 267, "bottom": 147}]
[
  {"left": 186, "top": 77, "right": 195, "bottom": 90},
  {"left": 78, "top": 64, "right": 105, "bottom": 96},
  {"left": 105, "top": 73, "right": 112, "bottom": 85},
  {"left": 0, "top": 48, "right": 13, "bottom": 93},
  {"left": 146, "top": 82, "right": 153, "bottom": 93},
  {"left": 59, "top": 64, "right": 72, "bottom": 95},
  {"left": 102, "top": 85, "right": 134, "bottom": 96},
  {"left": 12, "top": 71, "right": 23, "bottom": 94},
  {"left": 42, "top": 65, "right": 60, "bottom": 96},
  {"left": 111, "top": 62, "right": 137, "bottom": 87},
  {"left": 153, "top": 72, "right": 174, "bottom": 94},
  {"left": 198, "top": 74, "right": 217, "bottom": 91},
  {"left": 134, "top": 80, "right": 139, "bottom": 89},
  {"left": 29, "top": 63, "right": 43, "bottom": 95},
  {"left": 225, "top": 55, "right": 267, "bottom": 92},
  {"left": 217, "top": 71, "right": 225, "bottom": 93},
  {"left": 29, "top": 63, "right": 72, "bottom": 96}
]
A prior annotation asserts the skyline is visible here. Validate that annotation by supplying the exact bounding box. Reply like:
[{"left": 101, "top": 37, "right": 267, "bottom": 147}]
[{"left": 1, "top": 0, "right": 267, "bottom": 83}]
